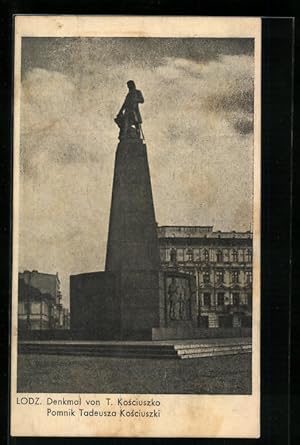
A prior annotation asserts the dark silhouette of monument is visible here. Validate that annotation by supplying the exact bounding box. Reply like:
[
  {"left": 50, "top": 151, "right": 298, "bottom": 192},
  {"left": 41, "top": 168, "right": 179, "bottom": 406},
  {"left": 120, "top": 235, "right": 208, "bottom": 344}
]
[
  {"left": 71, "top": 82, "right": 196, "bottom": 340},
  {"left": 105, "top": 81, "right": 162, "bottom": 338},
  {"left": 114, "top": 80, "right": 144, "bottom": 140}
]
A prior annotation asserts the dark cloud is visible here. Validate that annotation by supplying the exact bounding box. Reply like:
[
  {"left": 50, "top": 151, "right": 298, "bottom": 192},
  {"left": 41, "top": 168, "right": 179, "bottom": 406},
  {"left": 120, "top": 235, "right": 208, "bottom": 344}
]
[
  {"left": 204, "top": 84, "right": 254, "bottom": 135},
  {"left": 21, "top": 37, "right": 254, "bottom": 79},
  {"left": 233, "top": 118, "right": 253, "bottom": 135},
  {"left": 52, "top": 144, "right": 100, "bottom": 164},
  {"left": 20, "top": 141, "right": 100, "bottom": 176},
  {"left": 205, "top": 88, "right": 254, "bottom": 115}
]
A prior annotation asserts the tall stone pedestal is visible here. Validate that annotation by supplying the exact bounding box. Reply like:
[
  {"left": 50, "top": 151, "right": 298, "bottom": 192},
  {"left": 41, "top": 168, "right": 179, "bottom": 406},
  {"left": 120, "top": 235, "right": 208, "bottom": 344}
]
[
  {"left": 106, "top": 139, "right": 160, "bottom": 271},
  {"left": 70, "top": 136, "right": 198, "bottom": 340},
  {"left": 105, "top": 138, "right": 162, "bottom": 339}
]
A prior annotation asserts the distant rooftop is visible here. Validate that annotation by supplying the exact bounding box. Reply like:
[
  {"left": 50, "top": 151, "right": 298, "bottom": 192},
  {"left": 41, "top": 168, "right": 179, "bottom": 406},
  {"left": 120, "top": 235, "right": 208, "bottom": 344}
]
[
  {"left": 20, "top": 270, "right": 60, "bottom": 283},
  {"left": 157, "top": 225, "right": 252, "bottom": 239}
]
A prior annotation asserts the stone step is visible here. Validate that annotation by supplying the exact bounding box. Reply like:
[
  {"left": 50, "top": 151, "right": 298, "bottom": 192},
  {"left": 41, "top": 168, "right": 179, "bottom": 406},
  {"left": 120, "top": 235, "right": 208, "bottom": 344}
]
[
  {"left": 177, "top": 346, "right": 251, "bottom": 356},
  {"left": 18, "top": 345, "right": 177, "bottom": 354},
  {"left": 18, "top": 344, "right": 178, "bottom": 359},
  {"left": 19, "top": 342, "right": 176, "bottom": 351},
  {"left": 176, "top": 344, "right": 251, "bottom": 352},
  {"left": 180, "top": 349, "right": 251, "bottom": 359},
  {"left": 177, "top": 344, "right": 251, "bottom": 359},
  {"left": 18, "top": 341, "right": 252, "bottom": 360},
  {"left": 174, "top": 342, "right": 251, "bottom": 350},
  {"left": 20, "top": 350, "right": 179, "bottom": 359}
]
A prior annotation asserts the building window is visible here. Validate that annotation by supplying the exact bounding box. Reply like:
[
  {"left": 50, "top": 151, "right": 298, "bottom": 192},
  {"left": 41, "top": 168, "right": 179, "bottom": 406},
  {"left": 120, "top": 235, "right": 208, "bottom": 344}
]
[
  {"left": 203, "top": 270, "right": 210, "bottom": 283},
  {"left": 245, "top": 270, "right": 252, "bottom": 283},
  {"left": 31, "top": 302, "right": 41, "bottom": 314},
  {"left": 199, "top": 315, "right": 209, "bottom": 328},
  {"left": 247, "top": 293, "right": 252, "bottom": 308},
  {"left": 203, "top": 293, "right": 211, "bottom": 306},
  {"left": 170, "top": 248, "right": 177, "bottom": 263},
  {"left": 42, "top": 301, "right": 48, "bottom": 315},
  {"left": 232, "top": 249, "right": 238, "bottom": 262},
  {"left": 231, "top": 270, "right": 240, "bottom": 283},
  {"left": 216, "top": 270, "right": 224, "bottom": 283},
  {"left": 219, "top": 315, "right": 233, "bottom": 328},
  {"left": 203, "top": 249, "right": 209, "bottom": 261},
  {"left": 160, "top": 248, "right": 167, "bottom": 262},
  {"left": 216, "top": 249, "right": 223, "bottom": 262},
  {"left": 194, "top": 248, "right": 201, "bottom": 261},
  {"left": 186, "top": 248, "right": 194, "bottom": 262},
  {"left": 232, "top": 293, "right": 240, "bottom": 306},
  {"left": 245, "top": 249, "right": 252, "bottom": 262},
  {"left": 177, "top": 249, "right": 184, "bottom": 262},
  {"left": 224, "top": 249, "right": 229, "bottom": 262},
  {"left": 217, "top": 292, "right": 225, "bottom": 306},
  {"left": 18, "top": 302, "right": 26, "bottom": 315}
]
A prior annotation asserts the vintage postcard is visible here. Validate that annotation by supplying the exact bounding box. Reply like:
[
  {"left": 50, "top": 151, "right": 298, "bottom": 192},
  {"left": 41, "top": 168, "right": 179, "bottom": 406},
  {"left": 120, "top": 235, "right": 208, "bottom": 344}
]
[{"left": 11, "top": 16, "right": 261, "bottom": 437}]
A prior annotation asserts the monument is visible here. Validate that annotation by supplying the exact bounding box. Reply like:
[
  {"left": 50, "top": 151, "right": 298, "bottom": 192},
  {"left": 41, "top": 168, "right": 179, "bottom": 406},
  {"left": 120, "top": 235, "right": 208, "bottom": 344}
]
[
  {"left": 106, "top": 80, "right": 162, "bottom": 339},
  {"left": 70, "top": 81, "right": 197, "bottom": 340}
]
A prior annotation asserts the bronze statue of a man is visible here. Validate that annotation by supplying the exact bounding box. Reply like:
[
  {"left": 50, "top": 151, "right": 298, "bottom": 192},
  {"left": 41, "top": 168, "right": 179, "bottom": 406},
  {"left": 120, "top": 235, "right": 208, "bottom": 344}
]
[{"left": 115, "top": 80, "right": 144, "bottom": 139}]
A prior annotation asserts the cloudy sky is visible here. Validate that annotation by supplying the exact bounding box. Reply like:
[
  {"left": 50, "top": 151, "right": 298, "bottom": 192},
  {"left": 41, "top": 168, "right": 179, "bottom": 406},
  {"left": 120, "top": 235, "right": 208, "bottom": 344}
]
[{"left": 19, "top": 37, "right": 254, "bottom": 305}]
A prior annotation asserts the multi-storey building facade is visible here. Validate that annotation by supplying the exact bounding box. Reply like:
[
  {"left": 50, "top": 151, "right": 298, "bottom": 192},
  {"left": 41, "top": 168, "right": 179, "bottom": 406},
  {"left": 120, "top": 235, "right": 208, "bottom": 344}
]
[
  {"left": 157, "top": 226, "right": 253, "bottom": 329},
  {"left": 18, "top": 270, "right": 69, "bottom": 330}
]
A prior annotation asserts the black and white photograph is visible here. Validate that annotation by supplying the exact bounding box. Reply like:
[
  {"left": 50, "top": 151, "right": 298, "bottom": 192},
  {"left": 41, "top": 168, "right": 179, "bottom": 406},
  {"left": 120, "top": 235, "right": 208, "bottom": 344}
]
[{"left": 11, "top": 16, "right": 261, "bottom": 438}]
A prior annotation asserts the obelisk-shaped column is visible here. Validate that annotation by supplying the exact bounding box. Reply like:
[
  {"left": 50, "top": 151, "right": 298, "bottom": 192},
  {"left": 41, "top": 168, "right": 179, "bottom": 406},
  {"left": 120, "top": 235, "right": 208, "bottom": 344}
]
[{"left": 105, "top": 137, "right": 160, "bottom": 272}]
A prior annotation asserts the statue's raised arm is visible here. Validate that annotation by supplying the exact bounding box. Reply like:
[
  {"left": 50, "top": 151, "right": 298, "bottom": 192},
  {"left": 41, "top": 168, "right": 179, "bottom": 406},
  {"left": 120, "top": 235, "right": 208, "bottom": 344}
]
[{"left": 114, "top": 80, "right": 144, "bottom": 140}]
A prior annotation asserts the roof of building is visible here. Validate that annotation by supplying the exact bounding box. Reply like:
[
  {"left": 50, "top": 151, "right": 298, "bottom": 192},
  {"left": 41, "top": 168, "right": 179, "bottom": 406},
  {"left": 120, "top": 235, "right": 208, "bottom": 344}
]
[
  {"left": 157, "top": 226, "right": 252, "bottom": 239},
  {"left": 19, "top": 270, "right": 60, "bottom": 298}
]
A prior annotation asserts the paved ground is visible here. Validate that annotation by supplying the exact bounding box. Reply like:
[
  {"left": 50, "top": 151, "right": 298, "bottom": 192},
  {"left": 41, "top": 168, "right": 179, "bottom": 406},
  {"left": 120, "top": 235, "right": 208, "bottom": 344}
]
[{"left": 18, "top": 353, "right": 251, "bottom": 394}]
